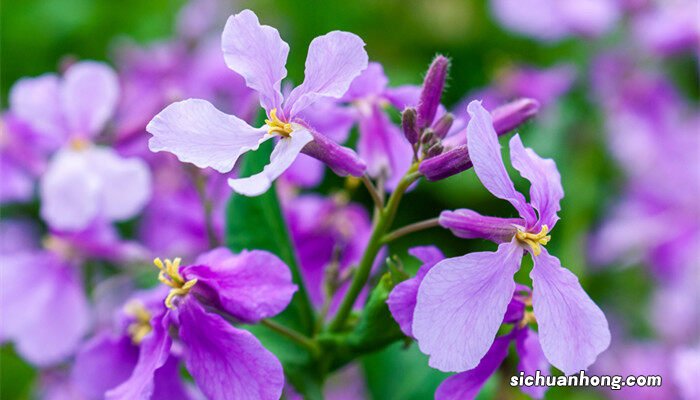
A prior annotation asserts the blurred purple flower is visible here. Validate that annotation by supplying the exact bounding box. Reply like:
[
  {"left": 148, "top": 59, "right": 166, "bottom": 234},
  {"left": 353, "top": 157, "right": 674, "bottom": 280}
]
[
  {"left": 147, "top": 9, "right": 368, "bottom": 196},
  {"left": 0, "top": 113, "right": 47, "bottom": 203},
  {"left": 284, "top": 194, "right": 374, "bottom": 311},
  {"left": 632, "top": 0, "right": 700, "bottom": 56},
  {"left": 9, "top": 61, "right": 152, "bottom": 231},
  {"left": 412, "top": 101, "right": 609, "bottom": 374},
  {"left": 347, "top": 62, "right": 419, "bottom": 189},
  {"left": 589, "top": 58, "right": 700, "bottom": 283},
  {"left": 107, "top": 248, "right": 296, "bottom": 400},
  {"left": 491, "top": 0, "right": 620, "bottom": 41},
  {"left": 0, "top": 222, "right": 91, "bottom": 367}
]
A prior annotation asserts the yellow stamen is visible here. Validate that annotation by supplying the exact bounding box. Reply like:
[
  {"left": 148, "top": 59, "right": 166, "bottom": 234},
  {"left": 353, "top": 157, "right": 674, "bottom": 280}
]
[
  {"left": 265, "top": 108, "right": 293, "bottom": 137},
  {"left": 69, "top": 137, "right": 89, "bottom": 150},
  {"left": 519, "top": 310, "right": 537, "bottom": 328},
  {"left": 515, "top": 225, "right": 551, "bottom": 256},
  {"left": 124, "top": 300, "right": 153, "bottom": 344},
  {"left": 153, "top": 257, "right": 197, "bottom": 309}
]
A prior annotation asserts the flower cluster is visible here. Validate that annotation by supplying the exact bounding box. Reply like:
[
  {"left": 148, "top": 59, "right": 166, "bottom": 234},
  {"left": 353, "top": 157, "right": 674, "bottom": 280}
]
[{"left": 2, "top": 0, "right": 698, "bottom": 399}]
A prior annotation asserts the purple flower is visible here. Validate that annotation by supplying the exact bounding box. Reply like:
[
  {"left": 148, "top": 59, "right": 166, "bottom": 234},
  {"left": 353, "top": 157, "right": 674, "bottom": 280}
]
[
  {"left": 0, "top": 221, "right": 91, "bottom": 367},
  {"left": 0, "top": 113, "right": 47, "bottom": 204},
  {"left": 490, "top": 0, "right": 620, "bottom": 41},
  {"left": 412, "top": 101, "right": 610, "bottom": 374},
  {"left": 589, "top": 58, "right": 700, "bottom": 283},
  {"left": 147, "top": 9, "right": 368, "bottom": 196},
  {"left": 345, "top": 62, "right": 420, "bottom": 189},
  {"left": 107, "top": 248, "right": 297, "bottom": 400},
  {"left": 284, "top": 194, "right": 375, "bottom": 311},
  {"left": 390, "top": 263, "right": 552, "bottom": 400},
  {"left": 9, "top": 61, "right": 152, "bottom": 231},
  {"left": 387, "top": 246, "right": 445, "bottom": 337},
  {"left": 632, "top": 0, "right": 699, "bottom": 56}
]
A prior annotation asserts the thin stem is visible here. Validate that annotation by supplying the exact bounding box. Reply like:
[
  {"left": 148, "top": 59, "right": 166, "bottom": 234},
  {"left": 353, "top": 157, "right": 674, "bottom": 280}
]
[
  {"left": 361, "top": 174, "right": 383, "bottom": 210},
  {"left": 261, "top": 319, "right": 321, "bottom": 357},
  {"left": 193, "top": 171, "right": 220, "bottom": 248},
  {"left": 383, "top": 217, "right": 441, "bottom": 243},
  {"left": 328, "top": 164, "right": 421, "bottom": 332}
]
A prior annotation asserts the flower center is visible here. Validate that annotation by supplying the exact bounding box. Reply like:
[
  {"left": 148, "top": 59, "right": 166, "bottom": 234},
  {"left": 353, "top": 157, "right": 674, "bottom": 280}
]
[
  {"left": 153, "top": 257, "right": 197, "bottom": 309},
  {"left": 265, "top": 108, "right": 293, "bottom": 137},
  {"left": 515, "top": 225, "right": 551, "bottom": 256},
  {"left": 124, "top": 300, "right": 152, "bottom": 344},
  {"left": 69, "top": 137, "right": 89, "bottom": 150}
]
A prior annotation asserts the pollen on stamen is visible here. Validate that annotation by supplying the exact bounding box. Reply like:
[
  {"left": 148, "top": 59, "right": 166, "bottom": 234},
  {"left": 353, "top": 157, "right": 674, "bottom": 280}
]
[
  {"left": 265, "top": 108, "right": 293, "bottom": 136},
  {"left": 515, "top": 225, "right": 551, "bottom": 256},
  {"left": 124, "top": 300, "right": 153, "bottom": 344},
  {"left": 152, "top": 257, "right": 197, "bottom": 309}
]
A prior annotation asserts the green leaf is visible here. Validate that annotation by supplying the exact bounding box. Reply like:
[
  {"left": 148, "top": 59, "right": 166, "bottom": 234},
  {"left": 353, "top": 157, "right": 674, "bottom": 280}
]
[
  {"left": 225, "top": 135, "right": 320, "bottom": 395},
  {"left": 226, "top": 138, "right": 315, "bottom": 333}
]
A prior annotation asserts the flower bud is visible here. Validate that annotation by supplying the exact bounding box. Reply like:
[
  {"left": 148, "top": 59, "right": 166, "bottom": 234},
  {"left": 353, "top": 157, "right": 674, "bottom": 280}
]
[
  {"left": 426, "top": 142, "right": 444, "bottom": 158},
  {"left": 302, "top": 128, "right": 367, "bottom": 177},
  {"left": 401, "top": 107, "right": 419, "bottom": 145},
  {"left": 417, "top": 55, "right": 449, "bottom": 128},
  {"left": 492, "top": 98, "right": 540, "bottom": 135},
  {"left": 421, "top": 129, "right": 435, "bottom": 145},
  {"left": 419, "top": 145, "right": 471, "bottom": 181},
  {"left": 432, "top": 113, "right": 454, "bottom": 139}
]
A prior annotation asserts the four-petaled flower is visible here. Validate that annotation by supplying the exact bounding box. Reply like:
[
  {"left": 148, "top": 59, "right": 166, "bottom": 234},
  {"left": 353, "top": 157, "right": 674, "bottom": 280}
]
[
  {"left": 412, "top": 101, "right": 610, "bottom": 375},
  {"left": 147, "top": 9, "right": 368, "bottom": 196},
  {"left": 107, "top": 247, "right": 297, "bottom": 400}
]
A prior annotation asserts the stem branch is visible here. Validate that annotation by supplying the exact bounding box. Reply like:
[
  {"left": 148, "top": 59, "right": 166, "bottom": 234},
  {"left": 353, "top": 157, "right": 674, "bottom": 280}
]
[
  {"left": 328, "top": 164, "right": 421, "bottom": 332},
  {"left": 383, "top": 217, "right": 440, "bottom": 243},
  {"left": 361, "top": 174, "right": 383, "bottom": 210},
  {"left": 261, "top": 319, "right": 321, "bottom": 357}
]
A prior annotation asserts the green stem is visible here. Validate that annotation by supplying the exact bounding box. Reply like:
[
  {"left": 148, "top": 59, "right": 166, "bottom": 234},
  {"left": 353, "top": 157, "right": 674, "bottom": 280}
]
[
  {"left": 328, "top": 164, "right": 421, "bottom": 332},
  {"left": 382, "top": 217, "right": 441, "bottom": 243},
  {"left": 261, "top": 319, "right": 321, "bottom": 357},
  {"left": 193, "top": 171, "right": 220, "bottom": 248}
]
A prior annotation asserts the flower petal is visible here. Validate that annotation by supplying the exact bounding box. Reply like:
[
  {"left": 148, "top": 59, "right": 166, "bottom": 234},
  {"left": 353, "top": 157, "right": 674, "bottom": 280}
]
[
  {"left": 88, "top": 147, "right": 152, "bottom": 222},
  {"left": 531, "top": 249, "right": 610, "bottom": 375},
  {"left": 509, "top": 134, "right": 564, "bottom": 230},
  {"left": 357, "top": 103, "right": 413, "bottom": 189},
  {"left": 342, "top": 62, "right": 388, "bottom": 101},
  {"left": 413, "top": 240, "right": 523, "bottom": 372},
  {"left": 71, "top": 332, "right": 139, "bottom": 398},
  {"left": 178, "top": 298, "right": 285, "bottom": 400},
  {"left": 435, "top": 336, "right": 511, "bottom": 400},
  {"left": 9, "top": 74, "right": 68, "bottom": 146},
  {"left": 284, "top": 31, "right": 368, "bottom": 117},
  {"left": 439, "top": 208, "right": 521, "bottom": 243},
  {"left": 515, "top": 328, "right": 550, "bottom": 399},
  {"left": 148, "top": 99, "right": 268, "bottom": 173},
  {"left": 466, "top": 101, "right": 536, "bottom": 225},
  {"left": 228, "top": 128, "right": 313, "bottom": 196},
  {"left": 61, "top": 61, "right": 120, "bottom": 137},
  {"left": 106, "top": 312, "right": 172, "bottom": 400},
  {"left": 221, "top": 9, "right": 288, "bottom": 111},
  {"left": 182, "top": 247, "right": 297, "bottom": 323},
  {"left": 0, "top": 251, "right": 90, "bottom": 366},
  {"left": 387, "top": 246, "right": 445, "bottom": 337},
  {"left": 39, "top": 148, "right": 101, "bottom": 231}
]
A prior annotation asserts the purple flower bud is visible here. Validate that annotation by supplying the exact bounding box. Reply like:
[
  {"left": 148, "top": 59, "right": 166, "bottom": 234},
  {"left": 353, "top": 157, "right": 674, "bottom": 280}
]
[
  {"left": 432, "top": 113, "right": 454, "bottom": 139},
  {"left": 420, "top": 99, "right": 540, "bottom": 181},
  {"left": 417, "top": 55, "right": 449, "bottom": 128},
  {"left": 302, "top": 127, "right": 367, "bottom": 177},
  {"left": 419, "top": 145, "right": 471, "bottom": 181},
  {"left": 427, "top": 142, "right": 444, "bottom": 158},
  {"left": 491, "top": 98, "right": 540, "bottom": 135},
  {"left": 421, "top": 129, "right": 435, "bottom": 145},
  {"left": 401, "top": 108, "right": 419, "bottom": 145}
]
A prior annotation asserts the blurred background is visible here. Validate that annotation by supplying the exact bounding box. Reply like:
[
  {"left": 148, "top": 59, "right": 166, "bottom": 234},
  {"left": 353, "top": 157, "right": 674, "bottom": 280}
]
[{"left": 2, "top": 0, "right": 698, "bottom": 399}]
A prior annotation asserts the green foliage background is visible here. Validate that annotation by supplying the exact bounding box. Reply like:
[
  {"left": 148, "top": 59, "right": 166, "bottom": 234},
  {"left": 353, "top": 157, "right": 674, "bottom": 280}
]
[{"left": 2, "top": 1, "right": 696, "bottom": 399}]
